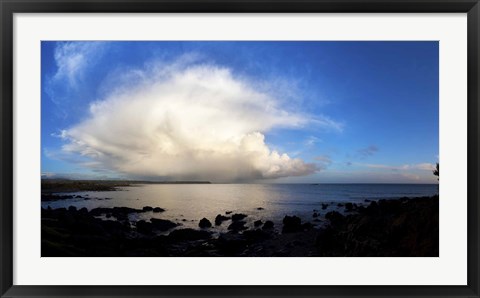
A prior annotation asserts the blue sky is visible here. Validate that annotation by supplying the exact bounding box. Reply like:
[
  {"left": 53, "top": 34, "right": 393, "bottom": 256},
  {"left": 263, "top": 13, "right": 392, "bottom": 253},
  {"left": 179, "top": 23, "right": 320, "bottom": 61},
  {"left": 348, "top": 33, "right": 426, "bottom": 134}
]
[{"left": 41, "top": 41, "right": 439, "bottom": 183}]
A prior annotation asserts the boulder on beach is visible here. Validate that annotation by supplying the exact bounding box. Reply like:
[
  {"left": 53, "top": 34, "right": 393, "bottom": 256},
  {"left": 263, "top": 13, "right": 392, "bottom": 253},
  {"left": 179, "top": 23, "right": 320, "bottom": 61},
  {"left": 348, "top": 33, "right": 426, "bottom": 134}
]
[
  {"left": 215, "top": 214, "right": 231, "bottom": 225},
  {"left": 254, "top": 220, "right": 263, "bottom": 227},
  {"left": 256, "top": 207, "right": 264, "bottom": 210},
  {"left": 228, "top": 221, "right": 247, "bottom": 232},
  {"left": 316, "top": 196, "right": 439, "bottom": 257},
  {"left": 243, "top": 229, "right": 270, "bottom": 243},
  {"left": 136, "top": 220, "right": 153, "bottom": 234},
  {"left": 199, "top": 218, "right": 212, "bottom": 228},
  {"left": 231, "top": 213, "right": 247, "bottom": 221},
  {"left": 345, "top": 202, "right": 354, "bottom": 212},
  {"left": 365, "top": 201, "right": 379, "bottom": 215},
  {"left": 325, "top": 211, "right": 345, "bottom": 226},
  {"left": 168, "top": 228, "right": 211, "bottom": 241},
  {"left": 143, "top": 206, "right": 153, "bottom": 212},
  {"left": 217, "top": 233, "right": 248, "bottom": 253},
  {"left": 262, "top": 220, "right": 274, "bottom": 230},
  {"left": 89, "top": 206, "right": 142, "bottom": 219},
  {"left": 225, "top": 211, "right": 233, "bottom": 215},
  {"left": 113, "top": 207, "right": 142, "bottom": 214},
  {"left": 150, "top": 218, "right": 177, "bottom": 231},
  {"left": 321, "top": 203, "right": 328, "bottom": 210},
  {"left": 282, "top": 215, "right": 303, "bottom": 233},
  {"left": 153, "top": 207, "right": 165, "bottom": 213},
  {"left": 313, "top": 212, "right": 319, "bottom": 218},
  {"left": 302, "top": 222, "right": 314, "bottom": 230}
]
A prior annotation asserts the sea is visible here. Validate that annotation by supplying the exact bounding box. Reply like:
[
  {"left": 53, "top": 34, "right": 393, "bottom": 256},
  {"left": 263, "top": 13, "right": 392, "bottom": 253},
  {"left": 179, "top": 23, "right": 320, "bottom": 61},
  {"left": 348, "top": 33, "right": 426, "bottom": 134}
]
[{"left": 41, "top": 183, "right": 439, "bottom": 234}]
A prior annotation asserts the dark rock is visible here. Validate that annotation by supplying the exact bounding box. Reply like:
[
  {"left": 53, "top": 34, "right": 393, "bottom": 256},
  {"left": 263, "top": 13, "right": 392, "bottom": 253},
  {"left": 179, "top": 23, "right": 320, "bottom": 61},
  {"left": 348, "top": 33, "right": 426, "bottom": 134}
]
[
  {"left": 215, "top": 214, "right": 231, "bottom": 225},
  {"left": 337, "top": 203, "right": 344, "bottom": 207},
  {"left": 168, "top": 228, "right": 211, "bottom": 241},
  {"left": 153, "top": 207, "right": 165, "bottom": 213},
  {"left": 378, "top": 199, "right": 403, "bottom": 214},
  {"left": 41, "top": 194, "right": 74, "bottom": 202},
  {"left": 254, "top": 220, "right": 263, "bottom": 227},
  {"left": 364, "top": 199, "right": 372, "bottom": 202},
  {"left": 256, "top": 207, "right": 264, "bottom": 210},
  {"left": 345, "top": 202, "right": 354, "bottom": 212},
  {"left": 68, "top": 206, "right": 77, "bottom": 212},
  {"left": 313, "top": 212, "right": 319, "bottom": 218},
  {"left": 150, "top": 218, "right": 177, "bottom": 231},
  {"left": 225, "top": 211, "right": 233, "bottom": 215},
  {"left": 227, "top": 221, "right": 247, "bottom": 232},
  {"left": 364, "top": 201, "right": 379, "bottom": 215},
  {"left": 273, "top": 249, "right": 290, "bottom": 257},
  {"left": 199, "top": 218, "right": 212, "bottom": 228},
  {"left": 282, "top": 215, "right": 302, "bottom": 233},
  {"left": 243, "top": 229, "right": 270, "bottom": 242},
  {"left": 89, "top": 207, "right": 143, "bottom": 218},
  {"left": 315, "top": 228, "right": 342, "bottom": 255},
  {"left": 89, "top": 207, "right": 110, "bottom": 216},
  {"left": 262, "top": 220, "right": 274, "bottom": 230},
  {"left": 325, "top": 211, "right": 345, "bottom": 226},
  {"left": 136, "top": 220, "right": 153, "bottom": 234},
  {"left": 302, "top": 222, "right": 314, "bottom": 230},
  {"left": 316, "top": 196, "right": 439, "bottom": 257},
  {"left": 143, "top": 206, "right": 153, "bottom": 212},
  {"left": 217, "top": 233, "right": 248, "bottom": 253},
  {"left": 113, "top": 206, "right": 142, "bottom": 214},
  {"left": 232, "top": 213, "right": 247, "bottom": 221},
  {"left": 321, "top": 203, "right": 328, "bottom": 210}
]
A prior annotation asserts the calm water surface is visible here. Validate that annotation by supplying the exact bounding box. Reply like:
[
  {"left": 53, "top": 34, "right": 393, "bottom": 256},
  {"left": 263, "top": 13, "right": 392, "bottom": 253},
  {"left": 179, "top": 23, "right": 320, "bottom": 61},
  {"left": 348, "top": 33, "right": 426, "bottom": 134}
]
[{"left": 42, "top": 184, "right": 438, "bottom": 233}]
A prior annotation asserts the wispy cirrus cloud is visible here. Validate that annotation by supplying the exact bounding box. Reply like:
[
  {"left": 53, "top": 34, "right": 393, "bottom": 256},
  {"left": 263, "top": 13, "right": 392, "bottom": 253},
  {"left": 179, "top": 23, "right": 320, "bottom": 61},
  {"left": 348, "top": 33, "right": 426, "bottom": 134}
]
[
  {"left": 56, "top": 61, "right": 342, "bottom": 182},
  {"left": 361, "top": 162, "right": 436, "bottom": 172},
  {"left": 51, "top": 42, "right": 107, "bottom": 88},
  {"left": 357, "top": 145, "right": 379, "bottom": 158},
  {"left": 314, "top": 154, "right": 332, "bottom": 170},
  {"left": 45, "top": 42, "right": 108, "bottom": 119},
  {"left": 304, "top": 136, "right": 321, "bottom": 147}
]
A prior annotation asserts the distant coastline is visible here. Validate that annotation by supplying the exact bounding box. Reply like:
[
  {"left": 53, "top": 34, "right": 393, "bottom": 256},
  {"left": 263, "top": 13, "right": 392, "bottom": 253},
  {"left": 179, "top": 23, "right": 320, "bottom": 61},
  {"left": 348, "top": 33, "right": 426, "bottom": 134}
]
[{"left": 41, "top": 179, "right": 212, "bottom": 194}]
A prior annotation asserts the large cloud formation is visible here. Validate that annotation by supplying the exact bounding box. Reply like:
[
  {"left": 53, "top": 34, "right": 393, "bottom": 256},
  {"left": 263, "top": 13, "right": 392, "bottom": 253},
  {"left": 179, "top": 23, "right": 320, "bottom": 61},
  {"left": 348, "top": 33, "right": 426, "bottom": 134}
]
[{"left": 59, "top": 63, "right": 325, "bottom": 182}]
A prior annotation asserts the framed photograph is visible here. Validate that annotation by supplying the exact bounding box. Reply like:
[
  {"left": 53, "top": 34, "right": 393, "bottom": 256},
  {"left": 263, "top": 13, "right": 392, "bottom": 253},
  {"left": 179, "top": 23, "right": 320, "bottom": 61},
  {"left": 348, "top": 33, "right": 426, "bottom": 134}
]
[{"left": 1, "top": 0, "right": 479, "bottom": 297}]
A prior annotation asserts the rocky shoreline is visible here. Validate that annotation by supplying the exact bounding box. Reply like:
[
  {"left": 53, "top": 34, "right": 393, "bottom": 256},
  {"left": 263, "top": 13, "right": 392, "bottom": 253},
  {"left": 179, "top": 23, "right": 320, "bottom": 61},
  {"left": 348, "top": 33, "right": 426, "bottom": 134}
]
[{"left": 41, "top": 195, "right": 438, "bottom": 257}]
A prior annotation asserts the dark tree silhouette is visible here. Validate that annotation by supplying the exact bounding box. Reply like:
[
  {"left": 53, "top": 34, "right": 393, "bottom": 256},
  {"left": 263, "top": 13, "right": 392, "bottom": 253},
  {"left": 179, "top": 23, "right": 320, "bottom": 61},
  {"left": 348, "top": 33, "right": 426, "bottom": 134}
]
[{"left": 433, "top": 163, "right": 439, "bottom": 179}]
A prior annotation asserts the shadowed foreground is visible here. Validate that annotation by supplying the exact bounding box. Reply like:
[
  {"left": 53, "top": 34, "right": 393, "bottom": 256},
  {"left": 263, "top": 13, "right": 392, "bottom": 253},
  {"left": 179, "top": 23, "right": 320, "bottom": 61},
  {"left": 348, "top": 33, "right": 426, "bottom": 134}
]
[{"left": 41, "top": 195, "right": 438, "bottom": 257}]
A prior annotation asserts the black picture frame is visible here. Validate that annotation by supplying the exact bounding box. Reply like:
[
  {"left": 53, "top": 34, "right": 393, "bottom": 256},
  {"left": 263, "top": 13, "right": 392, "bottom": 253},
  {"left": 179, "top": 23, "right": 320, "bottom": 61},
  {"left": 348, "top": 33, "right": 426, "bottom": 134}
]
[{"left": 1, "top": 0, "right": 479, "bottom": 297}]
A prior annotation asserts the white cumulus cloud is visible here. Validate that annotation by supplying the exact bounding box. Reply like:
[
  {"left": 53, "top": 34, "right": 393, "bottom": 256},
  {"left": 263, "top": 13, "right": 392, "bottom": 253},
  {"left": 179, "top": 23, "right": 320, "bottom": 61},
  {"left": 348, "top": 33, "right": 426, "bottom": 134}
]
[{"left": 59, "top": 63, "right": 335, "bottom": 182}]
